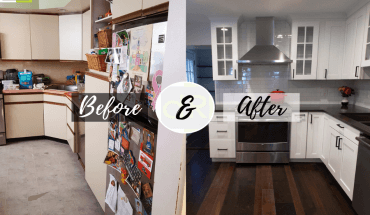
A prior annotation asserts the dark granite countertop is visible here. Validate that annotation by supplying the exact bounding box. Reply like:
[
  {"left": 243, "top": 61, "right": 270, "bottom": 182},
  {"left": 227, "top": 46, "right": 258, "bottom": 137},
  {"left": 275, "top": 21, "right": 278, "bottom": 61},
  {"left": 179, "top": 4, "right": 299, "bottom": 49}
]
[{"left": 215, "top": 104, "right": 370, "bottom": 136}]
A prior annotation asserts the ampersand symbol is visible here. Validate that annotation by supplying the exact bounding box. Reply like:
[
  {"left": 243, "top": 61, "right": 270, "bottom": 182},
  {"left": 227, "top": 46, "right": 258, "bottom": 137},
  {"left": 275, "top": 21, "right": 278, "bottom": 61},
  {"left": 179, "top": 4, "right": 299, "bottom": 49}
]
[{"left": 176, "top": 95, "right": 196, "bottom": 120}]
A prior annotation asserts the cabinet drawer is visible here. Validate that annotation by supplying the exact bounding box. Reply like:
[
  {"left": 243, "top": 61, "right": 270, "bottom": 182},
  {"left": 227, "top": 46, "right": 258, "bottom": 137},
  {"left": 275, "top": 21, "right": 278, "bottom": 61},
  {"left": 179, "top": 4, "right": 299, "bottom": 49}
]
[
  {"left": 209, "top": 122, "right": 235, "bottom": 139},
  {"left": 4, "top": 94, "right": 43, "bottom": 103},
  {"left": 211, "top": 112, "right": 235, "bottom": 122},
  {"left": 210, "top": 139, "right": 235, "bottom": 158},
  {"left": 329, "top": 118, "right": 345, "bottom": 134},
  {"left": 44, "top": 94, "right": 66, "bottom": 104},
  {"left": 344, "top": 126, "right": 360, "bottom": 145}
]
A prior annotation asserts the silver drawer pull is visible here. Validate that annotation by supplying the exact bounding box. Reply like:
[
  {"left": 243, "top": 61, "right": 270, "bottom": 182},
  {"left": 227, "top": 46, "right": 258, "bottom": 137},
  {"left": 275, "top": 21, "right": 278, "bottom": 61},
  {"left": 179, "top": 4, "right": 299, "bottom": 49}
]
[
  {"left": 218, "top": 148, "right": 228, "bottom": 151},
  {"left": 216, "top": 116, "right": 226, "bottom": 118},
  {"left": 217, "top": 130, "right": 227, "bottom": 133}
]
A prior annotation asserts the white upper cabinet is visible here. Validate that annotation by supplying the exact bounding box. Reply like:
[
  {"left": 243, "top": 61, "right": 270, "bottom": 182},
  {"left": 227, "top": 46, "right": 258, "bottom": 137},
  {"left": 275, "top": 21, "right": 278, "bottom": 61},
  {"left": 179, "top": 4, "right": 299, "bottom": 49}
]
[
  {"left": 362, "top": 3, "right": 370, "bottom": 67},
  {"left": 211, "top": 20, "right": 239, "bottom": 80},
  {"left": 291, "top": 21, "right": 320, "bottom": 80},
  {"left": 342, "top": 7, "right": 366, "bottom": 79},
  {"left": 317, "top": 21, "right": 346, "bottom": 80},
  {"left": 59, "top": 14, "right": 83, "bottom": 61},
  {"left": 306, "top": 113, "right": 324, "bottom": 158},
  {"left": 142, "top": 0, "right": 168, "bottom": 9},
  {"left": 82, "top": 10, "right": 92, "bottom": 61},
  {"left": 290, "top": 112, "right": 308, "bottom": 159},
  {"left": 30, "top": 15, "right": 60, "bottom": 60},
  {"left": 0, "top": 13, "right": 32, "bottom": 60}
]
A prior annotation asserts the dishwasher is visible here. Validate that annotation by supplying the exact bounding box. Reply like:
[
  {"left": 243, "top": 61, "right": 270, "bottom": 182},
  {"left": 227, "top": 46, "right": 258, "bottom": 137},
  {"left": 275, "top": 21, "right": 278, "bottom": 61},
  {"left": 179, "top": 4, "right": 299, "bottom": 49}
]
[{"left": 352, "top": 134, "right": 370, "bottom": 215}]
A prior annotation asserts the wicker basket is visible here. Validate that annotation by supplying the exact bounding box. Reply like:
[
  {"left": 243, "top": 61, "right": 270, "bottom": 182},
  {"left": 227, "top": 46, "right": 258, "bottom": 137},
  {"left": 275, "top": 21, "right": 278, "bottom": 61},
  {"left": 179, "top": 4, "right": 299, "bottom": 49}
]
[
  {"left": 86, "top": 54, "right": 107, "bottom": 72},
  {"left": 97, "top": 29, "right": 112, "bottom": 48}
]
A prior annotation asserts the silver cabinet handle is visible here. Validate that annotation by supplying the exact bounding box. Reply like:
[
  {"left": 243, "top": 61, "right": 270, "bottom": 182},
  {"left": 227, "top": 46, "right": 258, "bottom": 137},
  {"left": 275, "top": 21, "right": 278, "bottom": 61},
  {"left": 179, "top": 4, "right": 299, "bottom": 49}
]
[
  {"left": 217, "top": 148, "right": 228, "bottom": 151},
  {"left": 216, "top": 116, "right": 226, "bottom": 118},
  {"left": 217, "top": 130, "right": 227, "bottom": 133}
]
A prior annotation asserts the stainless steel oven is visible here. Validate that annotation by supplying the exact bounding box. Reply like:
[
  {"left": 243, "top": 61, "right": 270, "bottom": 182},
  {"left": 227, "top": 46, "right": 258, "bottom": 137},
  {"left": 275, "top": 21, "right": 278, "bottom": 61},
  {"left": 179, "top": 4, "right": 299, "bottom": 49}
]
[{"left": 236, "top": 117, "right": 290, "bottom": 163}]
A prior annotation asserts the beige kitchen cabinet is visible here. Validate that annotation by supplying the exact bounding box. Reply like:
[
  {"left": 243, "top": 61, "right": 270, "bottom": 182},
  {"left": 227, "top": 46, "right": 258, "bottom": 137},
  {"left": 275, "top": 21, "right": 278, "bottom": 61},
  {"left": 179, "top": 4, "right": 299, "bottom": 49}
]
[
  {"left": 67, "top": 123, "right": 75, "bottom": 153},
  {"left": 142, "top": 0, "right": 168, "bottom": 9},
  {"left": 5, "top": 103, "right": 44, "bottom": 138},
  {"left": 85, "top": 73, "right": 109, "bottom": 211},
  {"left": 30, "top": 14, "right": 60, "bottom": 60},
  {"left": 0, "top": 13, "right": 32, "bottom": 60},
  {"left": 44, "top": 103, "right": 67, "bottom": 140},
  {"left": 82, "top": 10, "right": 91, "bottom": 61},
  {"left": 112, "top": 0, "right": 142, "bottom": 19},
  {"left": 306, "top": 113, "right": 324, "bottom": 158},
  {"left": 59, "top": 14, "right": 83, "bottom": 60}
]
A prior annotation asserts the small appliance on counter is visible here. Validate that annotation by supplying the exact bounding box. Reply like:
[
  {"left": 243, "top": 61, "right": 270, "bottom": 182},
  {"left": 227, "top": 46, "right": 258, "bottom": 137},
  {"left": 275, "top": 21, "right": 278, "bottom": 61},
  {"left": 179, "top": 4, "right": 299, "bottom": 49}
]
[
  {"left": 4, "top": 69, "right": 19, "bottom": 84},
  {"left": 34, "top": 74, "right": 51, "bottom": 85}
]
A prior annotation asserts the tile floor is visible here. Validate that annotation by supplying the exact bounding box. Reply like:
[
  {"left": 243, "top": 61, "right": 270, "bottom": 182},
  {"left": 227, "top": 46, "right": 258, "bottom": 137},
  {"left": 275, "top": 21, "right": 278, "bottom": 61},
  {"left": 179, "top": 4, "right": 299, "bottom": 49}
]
[{"left": 0, "top": 139, "right": 104, "bottom": 215}]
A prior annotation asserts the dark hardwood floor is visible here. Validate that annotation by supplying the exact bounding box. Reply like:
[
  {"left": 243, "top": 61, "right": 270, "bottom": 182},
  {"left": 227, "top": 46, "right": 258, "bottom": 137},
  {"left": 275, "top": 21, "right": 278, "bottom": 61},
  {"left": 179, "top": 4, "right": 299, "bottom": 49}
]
[{"left": 187, "top": 149, "right": 358, "bottom": 215}]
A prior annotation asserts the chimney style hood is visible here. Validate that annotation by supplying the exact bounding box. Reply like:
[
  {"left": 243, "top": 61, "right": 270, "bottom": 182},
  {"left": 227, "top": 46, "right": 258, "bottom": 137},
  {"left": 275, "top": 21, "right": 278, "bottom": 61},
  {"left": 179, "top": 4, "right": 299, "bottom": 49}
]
[{"left": 237, "top": 17, "right": 292, "bottom": 64}]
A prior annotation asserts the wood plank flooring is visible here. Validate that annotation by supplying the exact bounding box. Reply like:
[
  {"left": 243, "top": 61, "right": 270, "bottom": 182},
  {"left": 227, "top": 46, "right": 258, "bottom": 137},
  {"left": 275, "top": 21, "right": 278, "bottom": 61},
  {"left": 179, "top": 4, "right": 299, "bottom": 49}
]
[{"left": 187, "top": 149, "right": 358, "bottom": 215}]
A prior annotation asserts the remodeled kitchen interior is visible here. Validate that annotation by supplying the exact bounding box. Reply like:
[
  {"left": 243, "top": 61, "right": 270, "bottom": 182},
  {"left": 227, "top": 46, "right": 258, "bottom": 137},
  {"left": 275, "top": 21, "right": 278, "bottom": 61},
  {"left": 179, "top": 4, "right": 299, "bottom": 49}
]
[
  {"left": 187, "top": 0, "right": 370, "bottom": 214},
  {"left": 0, "top": 0, "right": 186, "bottom": 215}
]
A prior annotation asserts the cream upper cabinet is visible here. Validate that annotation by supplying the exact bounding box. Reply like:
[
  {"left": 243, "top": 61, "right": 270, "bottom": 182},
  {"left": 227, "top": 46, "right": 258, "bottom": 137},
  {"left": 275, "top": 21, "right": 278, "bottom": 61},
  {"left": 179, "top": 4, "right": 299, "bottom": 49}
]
[
  {"left": 290, "top": 112, "right": 308, "bottom": 159},
  {"left": 30, "top": 15, "right": 60, "bottom": 60},
  {"left": 306, "top": 113, "right": 324, "bottom": 158},
  {"left": 342, "top": 7, "right": 366, "bottom": 79},
  {"left": 317, "top": 21, "right": 346, "bottom": 80},
  {"left": 291, "top": 21, "right": 320, "bottom": 80},
  {"left": 83, "top": 10, "right": 92, "bottom": 61},
  {"left": 142, "top": 0, "right": 168, "bottom": 9},
  {"left": 0, "top": 13, "right": 32, "bottom": 60},
  {"left": 59, "top": 14, "right": 83, "bottom": 61},
  {"left": 211, "top": 20, "right": 239, "bottom": 80},
  {"left": 112, "top": 0, "right": 142, "bottom": 19}
]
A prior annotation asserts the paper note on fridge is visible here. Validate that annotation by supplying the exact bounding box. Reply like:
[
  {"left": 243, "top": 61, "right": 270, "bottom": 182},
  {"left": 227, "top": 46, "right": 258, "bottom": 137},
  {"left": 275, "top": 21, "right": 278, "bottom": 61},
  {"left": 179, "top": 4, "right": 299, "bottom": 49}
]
[
  {"left": 105, "top": 174, "right": 118, "bottom": 213},
  {"left": 116, "top": 185, "right": 133, "bottom": 215}
]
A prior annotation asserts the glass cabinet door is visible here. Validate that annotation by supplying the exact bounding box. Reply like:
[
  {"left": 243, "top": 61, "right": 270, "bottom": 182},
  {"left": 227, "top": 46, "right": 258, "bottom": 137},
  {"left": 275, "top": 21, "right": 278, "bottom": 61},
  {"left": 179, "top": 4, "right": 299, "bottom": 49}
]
[
  {"left": 216, "top": 27, "right": 234, "bottom": 77},
  {"left": 212, "top": 23, "right": 238, "bottom": 81},
  {"left": 362, "top": 8, "right": 370, "bottom": 68},
  {"left": 292, "top": 21, "right": 319, "bottom": 80}
]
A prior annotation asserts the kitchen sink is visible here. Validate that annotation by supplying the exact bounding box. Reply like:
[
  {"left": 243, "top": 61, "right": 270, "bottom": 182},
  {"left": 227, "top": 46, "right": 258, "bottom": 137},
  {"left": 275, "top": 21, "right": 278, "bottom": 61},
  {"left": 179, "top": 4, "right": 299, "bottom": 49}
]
[
  {"left": 46, "top": 85, "right": 78, "bottom": 92},
  {"left": 341, "top": 113, "right": 370, "bottom": 122}
]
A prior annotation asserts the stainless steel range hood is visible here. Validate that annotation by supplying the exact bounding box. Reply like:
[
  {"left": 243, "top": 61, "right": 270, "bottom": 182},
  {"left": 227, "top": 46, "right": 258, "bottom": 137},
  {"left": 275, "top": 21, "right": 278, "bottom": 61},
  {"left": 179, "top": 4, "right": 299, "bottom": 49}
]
[{"left": 237, "top": 17, "right": 292, "bottom": 64}]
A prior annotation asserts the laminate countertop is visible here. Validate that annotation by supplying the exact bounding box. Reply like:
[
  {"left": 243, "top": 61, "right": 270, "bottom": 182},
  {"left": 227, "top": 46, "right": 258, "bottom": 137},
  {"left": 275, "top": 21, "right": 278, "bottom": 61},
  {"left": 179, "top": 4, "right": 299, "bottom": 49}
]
[{"left": 215, "top": 104, "right": 370, "bottom": 136}]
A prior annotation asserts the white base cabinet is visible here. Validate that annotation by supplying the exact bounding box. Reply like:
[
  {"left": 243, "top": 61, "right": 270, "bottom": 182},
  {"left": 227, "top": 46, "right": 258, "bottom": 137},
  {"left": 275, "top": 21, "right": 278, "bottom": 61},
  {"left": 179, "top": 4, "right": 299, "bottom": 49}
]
[
  {"left": 44, "top": 103, "right": 67, "bottom": 140},
  {"left": 306, "top": 113, "right": 324, "bottom": 158},
  {"left": 290, "top": 112, "right": 308, "bottom": 158},
  {"left": 209, "top": 112, "right": 235, "bottom": 159},
  {"left": 320, "top": 115, "right": 331, "bottom": 165}
]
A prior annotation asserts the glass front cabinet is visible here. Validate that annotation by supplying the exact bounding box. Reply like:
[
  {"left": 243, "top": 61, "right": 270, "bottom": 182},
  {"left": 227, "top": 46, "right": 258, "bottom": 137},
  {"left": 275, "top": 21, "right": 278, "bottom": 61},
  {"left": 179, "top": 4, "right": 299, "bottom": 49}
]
[
  {"left": 362, "top": 4, "right": 370, "bottom": 68},
  {"left": 291, "top": 21, "right": 320, "bottom": 80},
  {"left": 211, "top": 20, "right": 238, "bottom": 80}
]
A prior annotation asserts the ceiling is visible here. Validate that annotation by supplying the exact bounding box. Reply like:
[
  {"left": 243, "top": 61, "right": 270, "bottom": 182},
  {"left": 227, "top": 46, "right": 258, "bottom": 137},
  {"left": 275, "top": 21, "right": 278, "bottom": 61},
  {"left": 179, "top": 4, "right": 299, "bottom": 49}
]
[
  {"left": 0, "top": 0, "right": 90, "bottom": 14},
  {"left": 187, "top": 0, "right": 367, "bottom": 23}
]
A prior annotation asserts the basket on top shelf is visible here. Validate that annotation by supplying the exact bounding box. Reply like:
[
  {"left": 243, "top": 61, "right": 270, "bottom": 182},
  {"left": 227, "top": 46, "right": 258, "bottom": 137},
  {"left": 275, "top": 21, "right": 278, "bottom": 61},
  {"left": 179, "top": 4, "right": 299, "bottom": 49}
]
[
  {"left": 97, "top": 29, "right": 112, "bottom": 48},
  {"left": 86, "top": 54, "right": 107, "bottom": 72}
]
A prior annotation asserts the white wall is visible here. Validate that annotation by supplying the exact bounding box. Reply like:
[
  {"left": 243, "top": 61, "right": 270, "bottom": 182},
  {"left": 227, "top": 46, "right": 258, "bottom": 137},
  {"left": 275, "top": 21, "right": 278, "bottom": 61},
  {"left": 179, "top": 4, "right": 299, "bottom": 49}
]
[
  {"left": 152, "top": 0, "right": 187, "bottom": 214},
  {"left": 186, "top": 21, "right": 211, "bottom": 46}
]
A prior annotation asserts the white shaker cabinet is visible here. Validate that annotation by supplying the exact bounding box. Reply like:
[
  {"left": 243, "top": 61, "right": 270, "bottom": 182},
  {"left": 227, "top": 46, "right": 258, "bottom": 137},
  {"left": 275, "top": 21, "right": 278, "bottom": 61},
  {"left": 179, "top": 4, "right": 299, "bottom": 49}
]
[
  {"left": 306, "top": 113, "right": 324, "bottom": 158},
  {"left": 291, "top": 21, "right": 320, "bottom": 80},
  {"left": 211, "top": 19, "right": 239, "bottom": 80},
  {"left": 320, "top": 115, "right": 331, "bottom": 165},
  {"left": 338, "top": 136, "right": 358, "bottom": 200},
  {"left": 317, "top": 21, "right": 346, "bottom": 79},
  {"left": 0, "top": 13, "right": 32, "bottom": 60},
  {"left": 59, "top": 14, "right": 83, "bottom": 61},
  {"left": 290, "top": 112, "right": 308, "bottom": 159},
  {"left": 362, "top": 3, "right": 370, "bottom": 67},
  {"left": 342, "top": 7, "right": 366, "bottom": 79},
  {"left": 327, "top": 126, "right": 342, "bottom": 179},
  {"left": 30, "top": 15, "right": 60, "bottom": 60},
  {"left": 44, "top": 103, "right": 67, "bottom": 140}
]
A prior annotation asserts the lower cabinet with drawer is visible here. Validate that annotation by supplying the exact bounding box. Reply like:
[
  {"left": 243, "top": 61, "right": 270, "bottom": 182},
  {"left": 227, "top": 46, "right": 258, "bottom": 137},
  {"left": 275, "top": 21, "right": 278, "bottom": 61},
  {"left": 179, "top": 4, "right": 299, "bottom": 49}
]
[{"left": 209, "top": 112, "right": 236, "bottom": 160}]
